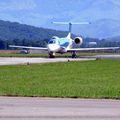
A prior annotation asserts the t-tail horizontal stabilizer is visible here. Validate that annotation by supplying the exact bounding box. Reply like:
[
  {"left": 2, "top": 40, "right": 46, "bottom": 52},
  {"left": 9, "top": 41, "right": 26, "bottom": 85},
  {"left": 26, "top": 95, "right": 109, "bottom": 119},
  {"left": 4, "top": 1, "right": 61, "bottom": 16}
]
[{"left": 52, "top": 21, "right": 91, "bottom": 38}]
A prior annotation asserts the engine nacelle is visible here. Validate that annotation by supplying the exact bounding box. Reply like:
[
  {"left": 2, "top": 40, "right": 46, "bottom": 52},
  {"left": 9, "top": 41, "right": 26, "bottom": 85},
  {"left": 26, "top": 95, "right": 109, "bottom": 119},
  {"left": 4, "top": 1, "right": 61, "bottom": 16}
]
[{"left": 74, "top": 37, "right": 83, "bottom": 45}]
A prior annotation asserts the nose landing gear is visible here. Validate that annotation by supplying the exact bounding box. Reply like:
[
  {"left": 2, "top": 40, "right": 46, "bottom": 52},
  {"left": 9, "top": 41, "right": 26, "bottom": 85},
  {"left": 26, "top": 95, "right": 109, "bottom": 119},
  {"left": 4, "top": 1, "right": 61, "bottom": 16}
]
[{"left": 49, "top": 52, "right": 55, "bottom": 58}]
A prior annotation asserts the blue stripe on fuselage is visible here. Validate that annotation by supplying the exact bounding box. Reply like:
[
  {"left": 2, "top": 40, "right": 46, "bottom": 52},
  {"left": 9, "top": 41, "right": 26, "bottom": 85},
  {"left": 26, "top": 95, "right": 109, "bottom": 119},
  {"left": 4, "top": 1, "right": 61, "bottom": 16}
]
[{"left": 58, "top": 38, "right": 70, "bottom": 47}]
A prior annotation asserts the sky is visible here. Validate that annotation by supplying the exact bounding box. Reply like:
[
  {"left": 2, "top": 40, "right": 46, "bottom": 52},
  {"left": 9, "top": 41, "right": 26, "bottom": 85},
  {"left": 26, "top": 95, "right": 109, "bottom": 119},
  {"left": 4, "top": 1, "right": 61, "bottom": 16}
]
[
  {"left": 0, "top": 0, "right": 91, "bottom": 25},
  {"left": 0, "top": 0, "right": 76, "bottom": 26},
  {"left": 0, "top": 0, "right": 120, "bottom": 37}
]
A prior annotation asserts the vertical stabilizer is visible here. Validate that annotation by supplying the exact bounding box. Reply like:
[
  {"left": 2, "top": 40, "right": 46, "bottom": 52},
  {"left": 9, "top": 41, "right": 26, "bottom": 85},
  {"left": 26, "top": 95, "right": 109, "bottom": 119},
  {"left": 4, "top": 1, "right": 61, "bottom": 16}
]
[
  {"left": 68, "top": 22, "right": 72, "bottom": 35},
  {"left": 67, "top": 33, "right": 71, "bottom": 39}
]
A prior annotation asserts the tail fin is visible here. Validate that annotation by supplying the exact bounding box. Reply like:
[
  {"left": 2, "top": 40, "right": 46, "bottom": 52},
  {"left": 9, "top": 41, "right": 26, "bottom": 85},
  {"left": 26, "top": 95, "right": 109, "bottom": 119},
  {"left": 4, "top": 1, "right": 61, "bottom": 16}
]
[
  {"left": 67, "top": 33, "right": 71, "bottom": 39},
  {"left": 52, "top": 22, "right": 91, "bottom": 38}
]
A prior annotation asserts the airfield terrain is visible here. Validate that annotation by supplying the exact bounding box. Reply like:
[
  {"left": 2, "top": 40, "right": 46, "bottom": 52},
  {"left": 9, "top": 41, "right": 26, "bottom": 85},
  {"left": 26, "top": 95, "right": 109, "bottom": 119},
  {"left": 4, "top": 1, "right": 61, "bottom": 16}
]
[
  {"left": 0, "top": 55, "right": 120, "bottom": 120},
  {"left": 0, "top": 58, "right": 120, "bottom": 98}
]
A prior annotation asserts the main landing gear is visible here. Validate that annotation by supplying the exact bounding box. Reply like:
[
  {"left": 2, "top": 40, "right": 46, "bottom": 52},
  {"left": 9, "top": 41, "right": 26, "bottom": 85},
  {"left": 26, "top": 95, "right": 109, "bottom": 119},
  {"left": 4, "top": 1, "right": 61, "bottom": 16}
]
[{"left": 72, "top": 51, "right": 77, "bottom": 58}]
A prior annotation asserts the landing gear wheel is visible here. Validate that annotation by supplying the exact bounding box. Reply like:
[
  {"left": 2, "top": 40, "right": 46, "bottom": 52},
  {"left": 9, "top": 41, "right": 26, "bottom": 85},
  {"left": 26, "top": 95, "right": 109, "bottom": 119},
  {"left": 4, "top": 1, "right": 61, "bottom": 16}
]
[
  {"left": 49, "top": 54, "right": 55, "bottom": 58},
  {"left": 49, "top": 52, "right": 55, "bottom": 58},
  {"left": 72, "top": 52, "right": 77, "bottom": 58}
]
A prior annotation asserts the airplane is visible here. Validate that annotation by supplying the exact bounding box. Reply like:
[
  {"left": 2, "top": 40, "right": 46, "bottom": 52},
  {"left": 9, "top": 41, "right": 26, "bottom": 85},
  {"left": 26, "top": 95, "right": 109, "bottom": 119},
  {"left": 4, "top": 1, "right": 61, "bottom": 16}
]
[{"left": 10, "top": 22, "right": 120, "bottom": 58}]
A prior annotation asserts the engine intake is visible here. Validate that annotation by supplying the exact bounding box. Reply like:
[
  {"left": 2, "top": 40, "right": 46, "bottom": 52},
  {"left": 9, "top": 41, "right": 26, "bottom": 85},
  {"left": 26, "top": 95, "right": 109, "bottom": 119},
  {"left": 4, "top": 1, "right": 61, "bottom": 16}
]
[{"left": 74, "top": 37, "right": 83, "bottom": 45}]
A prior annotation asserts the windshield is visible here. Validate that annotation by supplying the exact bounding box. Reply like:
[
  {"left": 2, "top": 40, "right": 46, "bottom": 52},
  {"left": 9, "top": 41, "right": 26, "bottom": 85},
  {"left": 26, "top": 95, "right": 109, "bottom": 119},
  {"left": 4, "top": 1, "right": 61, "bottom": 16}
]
[{"left": 48, "top": 40, "right": 56, "bottom": 44}]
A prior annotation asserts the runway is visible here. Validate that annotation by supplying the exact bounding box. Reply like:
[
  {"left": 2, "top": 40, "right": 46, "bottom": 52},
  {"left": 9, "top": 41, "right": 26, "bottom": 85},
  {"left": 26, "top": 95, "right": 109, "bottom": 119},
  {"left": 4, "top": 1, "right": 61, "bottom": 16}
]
[
  {"left": 95, "top": 55, "right": 120, "bottom": 59},
  {"left": 0, "top": 97, "right": 120, "bottom": 120},
  {"left": 80, "top": 55, "right": 120, "bottom": 59},
  {"left": 0, "top": 57, "right": 95, "bottom": 65},
  {"left": 0, "top": 55, "right": 120, "bottom": 65}
]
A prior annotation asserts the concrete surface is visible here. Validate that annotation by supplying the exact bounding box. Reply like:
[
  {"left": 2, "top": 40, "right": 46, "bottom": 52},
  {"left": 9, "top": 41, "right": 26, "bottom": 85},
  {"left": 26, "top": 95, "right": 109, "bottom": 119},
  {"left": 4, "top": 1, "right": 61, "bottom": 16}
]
[
  {"left": 80, "top": 55, "right": 120, "bottom": 59},
  {"left": 0, "top": 55, "right": 120, "bottom": 65},
  {"left": 95, "top": 55, "right": 120, "bottom": 59},
  {"left": 0, "top": 57, "right": 95, "bottom": 65},
  {"left": 0, "top": 97, "right": 120, "bottom": 120}
]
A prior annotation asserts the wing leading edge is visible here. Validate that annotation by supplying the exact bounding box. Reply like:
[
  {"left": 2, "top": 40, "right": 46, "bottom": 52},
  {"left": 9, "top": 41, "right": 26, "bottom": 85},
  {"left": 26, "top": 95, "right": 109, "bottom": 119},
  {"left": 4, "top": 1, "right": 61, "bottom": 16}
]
[
  {"left": 67, "top": 47, "right": 120, "bottom": 52},
  {"left": 9, "top": 45, "right": 48, "bottom": 50}
]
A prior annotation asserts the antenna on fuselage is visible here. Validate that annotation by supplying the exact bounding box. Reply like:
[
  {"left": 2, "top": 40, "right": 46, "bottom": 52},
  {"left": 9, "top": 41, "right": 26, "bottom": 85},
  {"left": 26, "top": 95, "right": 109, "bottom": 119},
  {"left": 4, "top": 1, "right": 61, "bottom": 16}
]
[{"left": 52, "top": 22, "right": 91, "bottom": 37}]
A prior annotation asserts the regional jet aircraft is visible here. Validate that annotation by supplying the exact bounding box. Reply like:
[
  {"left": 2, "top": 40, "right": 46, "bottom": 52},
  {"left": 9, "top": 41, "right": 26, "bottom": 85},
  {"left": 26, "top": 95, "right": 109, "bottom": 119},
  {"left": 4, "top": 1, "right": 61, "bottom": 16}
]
[{"left": 10, "top": 22, "right": 119, "bottom": 58}]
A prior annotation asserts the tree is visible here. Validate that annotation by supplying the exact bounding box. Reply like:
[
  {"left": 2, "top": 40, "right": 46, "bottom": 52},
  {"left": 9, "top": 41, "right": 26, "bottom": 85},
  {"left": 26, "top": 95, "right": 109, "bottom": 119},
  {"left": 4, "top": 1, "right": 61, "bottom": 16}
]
[{"left": 0, "top": 40, "right": 6, "bottom": 49}]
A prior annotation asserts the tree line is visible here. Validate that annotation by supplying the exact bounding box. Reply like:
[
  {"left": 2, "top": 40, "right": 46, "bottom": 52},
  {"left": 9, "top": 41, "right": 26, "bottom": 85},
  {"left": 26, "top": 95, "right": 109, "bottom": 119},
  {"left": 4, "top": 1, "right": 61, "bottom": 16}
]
[{"left": 0, "top": 37, "right": 120, "bottom": 50}]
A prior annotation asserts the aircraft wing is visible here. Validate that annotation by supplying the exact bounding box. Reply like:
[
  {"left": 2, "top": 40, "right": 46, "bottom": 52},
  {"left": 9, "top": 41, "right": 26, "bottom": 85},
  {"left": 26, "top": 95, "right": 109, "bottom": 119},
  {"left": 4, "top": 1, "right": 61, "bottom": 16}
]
[
  {"left": 67, "top": 47, "right": 120, "bottom": 52},
  {"left": 9, "top": 45, "right": 48, "bottom": 50}
]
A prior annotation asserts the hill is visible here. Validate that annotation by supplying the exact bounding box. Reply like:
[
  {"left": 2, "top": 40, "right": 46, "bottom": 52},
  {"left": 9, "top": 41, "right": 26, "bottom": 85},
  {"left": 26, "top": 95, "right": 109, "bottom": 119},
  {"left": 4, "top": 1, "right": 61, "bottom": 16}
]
[
  {"left": 73, "top": 19, "right": 120, "bottom": 38},
  {"left": 107, "top": 36, "right": 120, "bottom": 42},
  {"left": 0, "top": 20, "right": 68, "bottom": 41}
]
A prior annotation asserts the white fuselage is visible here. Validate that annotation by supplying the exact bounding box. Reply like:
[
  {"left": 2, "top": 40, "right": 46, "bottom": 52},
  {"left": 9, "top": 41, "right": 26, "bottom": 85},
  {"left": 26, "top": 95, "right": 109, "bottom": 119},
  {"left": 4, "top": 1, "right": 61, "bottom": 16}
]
[{"left": 47, "top": 36, "right": 73, "bottom": 54}]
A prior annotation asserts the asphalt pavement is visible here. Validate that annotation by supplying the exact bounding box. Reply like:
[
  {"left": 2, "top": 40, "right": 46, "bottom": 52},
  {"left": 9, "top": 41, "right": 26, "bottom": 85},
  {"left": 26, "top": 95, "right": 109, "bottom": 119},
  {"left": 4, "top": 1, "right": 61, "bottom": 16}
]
[
  {"left": 0, "top": 97, "right": 120, "bottom": 120},
  {"left": 0, "top": 55, "right": 120, "bottom": 65},
  {"left": 0, "top": 57, "right": 95, "bottom": 65}
]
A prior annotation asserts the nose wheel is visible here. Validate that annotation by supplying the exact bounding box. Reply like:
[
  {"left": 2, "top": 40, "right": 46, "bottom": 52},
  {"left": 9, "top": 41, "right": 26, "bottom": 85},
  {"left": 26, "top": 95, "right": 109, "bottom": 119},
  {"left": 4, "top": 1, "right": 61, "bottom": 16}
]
[
  {"left": 72, "top": 51, "right": 77, "bottom": 58},
  {"left": 49, "top": 52, "right": 55, "bottom": 58}
]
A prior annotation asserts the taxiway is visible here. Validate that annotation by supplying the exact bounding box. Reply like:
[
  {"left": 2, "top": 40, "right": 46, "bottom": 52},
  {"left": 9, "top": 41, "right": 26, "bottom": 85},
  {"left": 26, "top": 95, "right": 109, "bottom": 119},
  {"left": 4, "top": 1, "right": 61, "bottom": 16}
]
[
  {"left": 0, "top": 97, "right": 120, "bottom": 120},
  {"left": 0, "top": 55, "right": 120, "bottom": 65},
  {"left": 0, "top": 57, "right": 95, "bottom": 65}
]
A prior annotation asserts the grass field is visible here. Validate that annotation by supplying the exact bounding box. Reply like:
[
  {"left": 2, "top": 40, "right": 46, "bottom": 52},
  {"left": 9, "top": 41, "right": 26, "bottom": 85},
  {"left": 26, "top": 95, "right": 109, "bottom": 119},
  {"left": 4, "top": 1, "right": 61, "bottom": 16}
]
[
  {"left": 0, "top": 59, "right": 120, "bottom": 99},
  {"left": 0, "top": 53, "right": 48, "bottom": 57},
  {"left": 0, "top": 52, "right": 120, "bottom": 58}
]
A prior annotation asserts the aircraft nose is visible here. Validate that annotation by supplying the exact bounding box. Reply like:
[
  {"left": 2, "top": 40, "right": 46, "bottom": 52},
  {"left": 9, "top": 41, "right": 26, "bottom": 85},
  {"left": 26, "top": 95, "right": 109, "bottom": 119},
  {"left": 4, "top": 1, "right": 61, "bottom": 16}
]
[
  {"left": 47, "top": 44, "right": 60, "bottom": 52},
  {"left": 47, "top": 44, "right": 54, "bottom": 52}
]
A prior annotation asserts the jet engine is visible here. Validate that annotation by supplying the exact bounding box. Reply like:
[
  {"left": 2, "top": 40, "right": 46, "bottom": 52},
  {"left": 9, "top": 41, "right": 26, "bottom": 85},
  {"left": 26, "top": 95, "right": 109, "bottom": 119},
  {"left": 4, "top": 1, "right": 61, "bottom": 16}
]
[{"left": 74, "top": 37, "right": 83, "bottom": 45}]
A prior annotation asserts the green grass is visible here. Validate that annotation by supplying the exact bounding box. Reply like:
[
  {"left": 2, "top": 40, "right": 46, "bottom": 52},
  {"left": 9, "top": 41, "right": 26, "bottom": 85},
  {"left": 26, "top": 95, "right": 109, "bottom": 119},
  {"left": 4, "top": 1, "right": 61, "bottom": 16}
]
[
  {"left": 0, "top": 59, "right": 120, "bottom": 99},
  {"left": 0, "top": 52, "right": 119, "bottom": 58},
  {"left": 0, "top": 53, "right": 48, "bottom": 57}
]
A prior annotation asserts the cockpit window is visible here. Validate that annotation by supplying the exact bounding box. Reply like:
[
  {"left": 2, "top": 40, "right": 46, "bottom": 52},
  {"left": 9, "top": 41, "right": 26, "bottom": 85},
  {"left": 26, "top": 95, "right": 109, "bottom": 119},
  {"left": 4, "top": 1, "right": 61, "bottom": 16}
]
[
  {"left": 48, "top": 40, "right": 56, "bottom": 44},
  {"left": 52, "top": 37, "right": 56, "bottom": 39}
]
